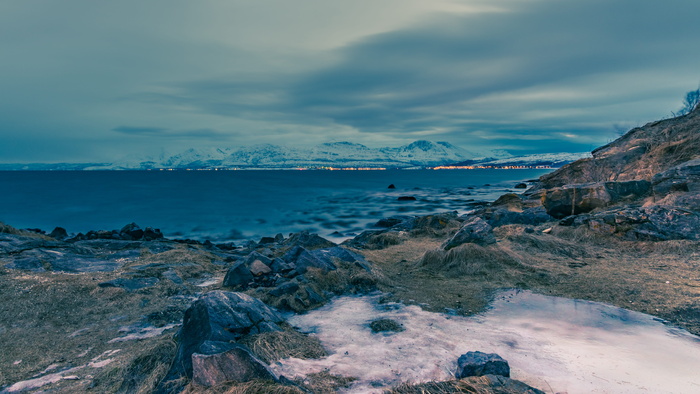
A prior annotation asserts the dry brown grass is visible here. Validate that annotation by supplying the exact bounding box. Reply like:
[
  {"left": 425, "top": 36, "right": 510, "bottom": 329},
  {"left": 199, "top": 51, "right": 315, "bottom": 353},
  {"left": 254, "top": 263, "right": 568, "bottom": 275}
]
[
  {"left": 238, "top": 324, "right": 326, "bottom": 364},
  {"left": 179, "top": 371, "right": 356, "bottom": 394},
  {"left": 294, "top": 371, "right": 357, "bottom": 393},
  {"left": 387, "top": 376, "right": 540, "bottom": 394},
  {"left": 418, "top": 244, "right": 524, "bottom": 277},
  {"left": 181, "top": 379, "right": 305, "bottom": 394}
]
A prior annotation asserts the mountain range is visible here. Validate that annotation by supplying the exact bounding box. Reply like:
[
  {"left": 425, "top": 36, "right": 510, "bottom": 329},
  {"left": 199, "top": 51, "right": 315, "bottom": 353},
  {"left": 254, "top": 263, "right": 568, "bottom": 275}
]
[{"left": 0, "top": 140, "right": 589, "bottom": 170}]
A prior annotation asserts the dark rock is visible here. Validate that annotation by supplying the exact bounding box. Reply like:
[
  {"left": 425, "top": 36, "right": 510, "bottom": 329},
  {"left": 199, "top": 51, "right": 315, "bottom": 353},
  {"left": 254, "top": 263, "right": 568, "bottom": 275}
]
[
  {"left": 192, "top": 342, "right": 277, "bottom": 387},
  {"left": 485, "top": 207, "right": 552, "bottom": 228},
  {"left": 369, "top": 318, "right": 404, "bottom": 333},
  {"left": 4, "top": 247, "right": 125, "bottom": 272},
  {"left": 170, "top": 291, "right": 284, "bottom": 379},
  {"left": 120, "top": 223, "right": 144, "bottom": 240},
  {"left": 374, "top": 215, "right": 413, "bottom": 228},
  {"left": 543, "top": 180, "right": 652, "bottom": 219},
  {"left": 443, "top": 217, "right": 496, "bottom": 250},
  {"left": 397, "top": 196, "right": 417, "bottom": 201},
  {"left": 456, "top": 351, "right": 510, "bottom": 378},
  {"left": 48, "top": 227, "right": 68, "bottom": 240},
  {"left": 311, "top": 246, "right": 370, "bottom": 271},
  {"left": 514, "top": 182, "right": 528, "bottom": 189},
  {"left": 652, "top": 158, "right": 700, "bottom": 197},
  {"left": 282, "top": 246, "right": 337, "bottom": 274},
  {"left": 274, "top": 233, "right": 285, "bottom": 242},
  {"left": 491, "top": 193, "right": 523, "bottom": 210},
  {"left": 388, "top": 184, "right": 396, "bottom": 189},
  {"left": 215, "top": 242, "right": 237, "bottom": 251},
  {"left": 223, "top": 261, "right": 254, "bottom": 288},
  {"left": 640, "top": 205, "right": 700, "bottom": 240},
  {"left": 283, "top": 231, "right": 336, "bottom": 250},
  {"left": 270, "top": 257, "right": 296, "bottom": 274},
  {"left": 98, "top": 277, "right": 159, "bottom": 291},
  {"left": 142, "top": 227, "right": 164, "bottom": 241},
  {"left": 258, "top": 237, "right": 276, "bottom": 245},
  {"left": 269, "top": 282, "right": 300, "bottom": 297},
  {"left": 413, "top": 212, "right": 459, "bottom": 231}
]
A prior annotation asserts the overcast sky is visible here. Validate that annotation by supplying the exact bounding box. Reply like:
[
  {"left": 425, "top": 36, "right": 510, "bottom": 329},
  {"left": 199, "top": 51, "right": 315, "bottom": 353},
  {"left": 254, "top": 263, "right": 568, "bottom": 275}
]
[{"left": 2, "top": 0, "right": 699, "bottom": 163}]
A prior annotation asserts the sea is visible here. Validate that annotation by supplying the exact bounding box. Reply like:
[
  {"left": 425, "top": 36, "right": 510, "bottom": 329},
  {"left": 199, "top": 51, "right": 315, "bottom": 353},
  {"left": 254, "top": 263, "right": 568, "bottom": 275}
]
[{"left": 0, "top": 169, "right": 551, "bottom": 243}]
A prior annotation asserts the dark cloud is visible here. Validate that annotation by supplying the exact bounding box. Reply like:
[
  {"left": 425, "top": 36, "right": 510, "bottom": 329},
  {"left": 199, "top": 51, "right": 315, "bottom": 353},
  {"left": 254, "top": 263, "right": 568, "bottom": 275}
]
[
  {"left": 113, "top": 126, "right": 168, "bottom": 135},
  {"left": 112, "top": 126, "right": 226, "bottom": 139},
  {"left": 2, "top": 0, "right": 700, "bottom": 162},
  {"left": 141, "top": 0, "right": 700, "bottom": 154}
]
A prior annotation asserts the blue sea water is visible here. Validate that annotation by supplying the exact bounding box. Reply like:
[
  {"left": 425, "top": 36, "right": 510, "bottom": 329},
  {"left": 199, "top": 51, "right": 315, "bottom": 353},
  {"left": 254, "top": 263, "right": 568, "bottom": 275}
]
[{"left": 0, "top": 169, "right": 551, "bottom": 243}]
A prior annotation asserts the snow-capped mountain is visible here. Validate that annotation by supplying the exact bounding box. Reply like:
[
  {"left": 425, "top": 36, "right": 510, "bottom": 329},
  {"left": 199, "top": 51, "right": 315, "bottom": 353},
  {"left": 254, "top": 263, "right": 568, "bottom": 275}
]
[
  {"left": 455, "top": 152, "right": 592, "bottom": 168},
  {"left": 101, "top": 140, "right": 482, "bottom": 170},
  {"left": 4, "top": 141, "right": 586, "bottom": 170}
]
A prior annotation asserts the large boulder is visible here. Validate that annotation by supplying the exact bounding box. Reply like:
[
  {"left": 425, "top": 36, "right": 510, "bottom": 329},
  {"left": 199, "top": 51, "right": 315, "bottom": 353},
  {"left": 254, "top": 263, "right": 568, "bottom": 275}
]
[
  {"left": 170, "top": 291, "right": 284, "bottom": 379},
  {"left": 542, "top": 180, "right": 651, "bottom": 219},
  {"left": 542, "top": 183, "right": 612, "bottom": 219},
  {"left": 456, "top": 351, "right": 510, "bottom": 378},
  {"left": 443, "top": 217, "right": 496, "bottom": 250}
]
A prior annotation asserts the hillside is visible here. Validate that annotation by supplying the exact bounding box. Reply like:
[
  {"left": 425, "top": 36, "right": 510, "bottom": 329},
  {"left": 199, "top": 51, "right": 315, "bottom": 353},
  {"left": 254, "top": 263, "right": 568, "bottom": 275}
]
[{"left": 535, "top": 106, "right": 700, "bottom": 189}]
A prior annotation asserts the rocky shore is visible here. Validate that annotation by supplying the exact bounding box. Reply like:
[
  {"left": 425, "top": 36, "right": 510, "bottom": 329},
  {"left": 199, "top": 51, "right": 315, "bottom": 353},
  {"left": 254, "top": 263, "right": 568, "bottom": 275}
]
[{"left": 1, "top": 106, "right": 699, "bottom": 393}]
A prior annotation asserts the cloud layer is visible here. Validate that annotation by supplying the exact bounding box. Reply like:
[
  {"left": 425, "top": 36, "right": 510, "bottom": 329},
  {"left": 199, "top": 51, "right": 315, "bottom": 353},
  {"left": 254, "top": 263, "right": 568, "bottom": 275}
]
[{"left": 1, "top": 0, "right": 699, "bottom": 162}]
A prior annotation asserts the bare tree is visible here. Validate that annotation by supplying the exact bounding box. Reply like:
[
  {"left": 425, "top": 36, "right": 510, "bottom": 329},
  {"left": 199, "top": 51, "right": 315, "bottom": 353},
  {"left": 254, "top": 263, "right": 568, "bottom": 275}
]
[{"left": 674, "top": 86, "right": 700, "bottom": 117}]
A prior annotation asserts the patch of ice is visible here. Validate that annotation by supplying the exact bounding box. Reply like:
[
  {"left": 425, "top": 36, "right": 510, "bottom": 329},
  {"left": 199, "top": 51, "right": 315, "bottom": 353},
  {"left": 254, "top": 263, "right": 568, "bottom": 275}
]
[
  {"left": 107, "top": 324, "right": 178, "bottom": 343},
  {"left": 76, "top": 347, "right": 92, "bottom": 358},
  {"left": 2, "top": 366, "right": 83, "bottom": 393},
  {"left": 88, "top": 358, "right": 115, "bottom": 368},
  {"left": 273, "top": 291, "right": 700, "bottom": 393},
  {"left": 195, "top": 276, "right": 222, "bottom": 287}
]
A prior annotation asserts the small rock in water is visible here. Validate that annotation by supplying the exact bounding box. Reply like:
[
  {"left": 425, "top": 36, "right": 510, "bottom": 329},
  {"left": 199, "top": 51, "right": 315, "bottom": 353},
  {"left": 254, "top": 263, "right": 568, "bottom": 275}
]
[
  {"left": 456, "top": 351, "right": 510, "bottom": 378},
  {"left": 514, "top": 182, "right": 528, "bottom": 189},
  {"left": 397, "top": 196, "right": 417, "bottom": 201},
  {"left": 388, "top": 184, "right": 396, "bottom": 189},
  {"left": 49, "top": 227, "right": 68, "bottom": 240}
]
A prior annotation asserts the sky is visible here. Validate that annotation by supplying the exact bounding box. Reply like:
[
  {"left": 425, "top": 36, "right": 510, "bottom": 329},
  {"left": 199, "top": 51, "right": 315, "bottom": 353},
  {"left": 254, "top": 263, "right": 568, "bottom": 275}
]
[{"left": 1, "top": 0, "right": 699, "bottom": 163}]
